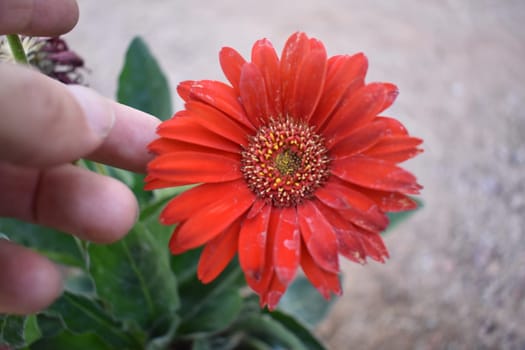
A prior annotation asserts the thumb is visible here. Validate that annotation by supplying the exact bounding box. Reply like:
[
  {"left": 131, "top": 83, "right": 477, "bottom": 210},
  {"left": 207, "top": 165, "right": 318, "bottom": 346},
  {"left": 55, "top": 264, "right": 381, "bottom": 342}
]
[{"left": 0, "top": 63, "right": 114, "bottom": 167}]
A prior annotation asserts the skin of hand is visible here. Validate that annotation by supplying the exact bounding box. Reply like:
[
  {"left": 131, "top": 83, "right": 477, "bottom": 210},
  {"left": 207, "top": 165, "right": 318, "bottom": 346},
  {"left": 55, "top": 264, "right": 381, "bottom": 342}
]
[{"left": 0, "top": 0, "right": 161, "bottom": 314}]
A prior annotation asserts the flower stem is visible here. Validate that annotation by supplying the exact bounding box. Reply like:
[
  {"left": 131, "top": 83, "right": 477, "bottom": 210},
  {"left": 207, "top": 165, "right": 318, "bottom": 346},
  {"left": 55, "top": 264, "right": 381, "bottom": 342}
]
[{"left": 6, "top": 34, "right": 28, "bottom": 64}]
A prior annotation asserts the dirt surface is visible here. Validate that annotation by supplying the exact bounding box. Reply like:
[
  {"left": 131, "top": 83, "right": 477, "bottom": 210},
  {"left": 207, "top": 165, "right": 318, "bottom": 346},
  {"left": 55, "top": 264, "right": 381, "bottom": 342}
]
[{"left": 69, "top": 1, "right": 525, "bottom": 349}]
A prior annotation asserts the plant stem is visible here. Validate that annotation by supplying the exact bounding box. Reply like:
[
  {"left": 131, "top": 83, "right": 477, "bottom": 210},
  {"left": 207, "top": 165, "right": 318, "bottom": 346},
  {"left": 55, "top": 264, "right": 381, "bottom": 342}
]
[{"left": 6, "top": 34, "right": 28, "bottom": 64}]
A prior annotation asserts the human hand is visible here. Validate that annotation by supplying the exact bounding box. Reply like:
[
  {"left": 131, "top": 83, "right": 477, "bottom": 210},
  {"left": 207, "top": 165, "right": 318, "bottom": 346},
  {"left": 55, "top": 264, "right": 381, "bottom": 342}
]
[{"left": 0, "top": 0, "right": 160, "bottom": 314}]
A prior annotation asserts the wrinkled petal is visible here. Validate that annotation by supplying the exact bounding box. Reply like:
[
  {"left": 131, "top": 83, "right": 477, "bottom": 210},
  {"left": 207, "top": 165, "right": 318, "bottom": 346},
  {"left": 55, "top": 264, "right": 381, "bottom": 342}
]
[
  {"left": 147, "top": 151, "right": 242, "bottom": 185},
  {"left": 185, "top": 101, "right": 252, "bottom": 147},
  {"left": 300, "top": 241, "right": 342, "bottom": 299},
  {"left": 148, "top": 138, "right": 238, "bottom": 160},
  {"left": 331, "top": 156, "right": 422, "bottom": 194},
  {"left": 178, "top": 80, "right": 254, "bottom": 130},
  {"left": 160, "top": 180, "right": 244, "bottom": 224},
  {"left": 290, "top": 38, "right": 327, "bottom": 121},
  {"left": 311, "top": 53, "right": 368, "bottom": 129},
  {"left": 314, "top": 201, "right": 367, "bottom": 263},
  {"left": 365, "top": 136, "right": 423, "bottom": 163},
  {"left": 169, "top": 184, "right": 255, "bottom": 253},
  {"left": 144, "top": 177, "right": 186, "bottom": 191},
  {"left": 220, "top": 46, "right": 246, "bottom": 94},
  {"left": 156, "top": 116, "right": 242, "bottom": 153},
  {"left": 315, "top": 181, "right": 389, "bottom": 232},
  {"left": 239, "top": 63, "right": 270, "bottom": 127},
  {"left": 358, "top": 231, "right": 389, "bottom": 263},
  {"left": 374, "top": 116, "right": 409, "bottom": 136},
  {"left": 280, "top": 32, "right": 310, "bottom": 117},
  {"left": 251, "top": 38, "right": 282, "bottom": 118},
  {"left": 198, "top": 219, "right": 241, "bottom": 283},
  {"left": 357, "top": 188, "right": 419, "bottom": 212},
  {"left": 260, "top": 273, "right": 287, "bottom": 311},
  {"left": 322, "top": 83, "right": 399, "bottom": 144},
  {"left": 328, "top": 120, "right": 390, "bottom": 157},
  {"left": 244, "top": 207, "right": 279, "bottom": 294},
  {"left": 238, "top": 202, "right": 271, "bottom": 282},
  {"left": 298, "top": 201, "right": 339, "bottom": 273},
  {"left": 273, "top": 207, "right": 300, "bottom": 285}
]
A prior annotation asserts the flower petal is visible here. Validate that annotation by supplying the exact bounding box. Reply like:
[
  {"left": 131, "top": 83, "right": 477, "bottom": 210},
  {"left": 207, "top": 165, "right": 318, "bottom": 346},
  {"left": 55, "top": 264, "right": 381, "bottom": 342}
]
[
  {"left": 260, "top": 273, "right": 287, "bottom": 311},
  {"left": 178, "top": 80, "right": 254, "bottom": 130},
  {"left": 149, "top": 139, "right": 239, "bottom": 160},
  {"left": 169, "top": 183, "right": 255, "bottom": 253},
  {"left": 375, "top": 116, "right": 409, "bottom": 136},
  {"left": 311, "top": 53, "right": 368, "bottom": 129},
  {"left": 147, "top": 151, "right": 242, "bottom": 185},
  {"left": 328, "top": 120, "right": 390, "bottom": 157},
  {"left": 220, "top": 47, "right": 246, "bottom": 94},
  {"left": 300, "top": 241, "right": 342, "bottom": 299},
  {"left": 244, "top": 207, "right": 279, "bottom": 295},
  {"left": 238, "top": 202, "right": 271, "bottom": 282},
  {"left": 357, "top": 188, "right": 419, "bottom": 212},
  {"left": 251, "top": 38, "right": 282, "bottom": 118},
  {"left": 331, "top": 156, "right": 422, "bottom": 194},
  {"left": 365, "top": 136, "right": 423, "bottom": 163},
  {"left": 280, "top": 32, "right": 310, "bottom": 117},
  {"left": 321, "top": 83, "right": 399, "bottom": 144},
  {"left": 297, "top": 201, "right": 339, "bottom": 273},
  {"left": 239, "top": 63, "right": 270, "bottom": 127},
  {"left": 143, "top": 177, "right": 185, "bottom": 191},
  {"left": 314, "top": 201, "right": 367, "bottom": 263},
  {"left": 185, "top": 101, "right": 251, "bottom": 147},
  {"left": 160, "top": 180, "right": 244, "bottom": 224},
  {"left": 273, "top": 207, "right": 300, "bottom": 285},
  {"left": 315, "top": 181, "right": 389, "bottom": 232},
  {"left": 157, "top": 116, "right": 242, "bottom": 153},
  {"left": 358, "top": 232, "right": 389, "bottom": 263},
  {"left": 198, "top": 219, "right": 241, "bottom": 283},
  {"left": 290, "top": 38, "right": 327, "bottom": 121}
]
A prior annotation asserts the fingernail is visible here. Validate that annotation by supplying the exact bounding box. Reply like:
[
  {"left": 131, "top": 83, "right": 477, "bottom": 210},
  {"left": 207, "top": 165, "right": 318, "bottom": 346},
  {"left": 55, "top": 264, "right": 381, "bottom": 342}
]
[{"left": 67, "top": 85, "right": 115, "bottom": 138}]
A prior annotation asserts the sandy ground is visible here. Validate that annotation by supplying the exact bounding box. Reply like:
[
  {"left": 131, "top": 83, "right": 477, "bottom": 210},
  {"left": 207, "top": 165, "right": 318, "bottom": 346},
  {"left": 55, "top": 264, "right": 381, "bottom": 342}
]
[{"left": 68, "top": 1, "right": 525, "bottom": 349}]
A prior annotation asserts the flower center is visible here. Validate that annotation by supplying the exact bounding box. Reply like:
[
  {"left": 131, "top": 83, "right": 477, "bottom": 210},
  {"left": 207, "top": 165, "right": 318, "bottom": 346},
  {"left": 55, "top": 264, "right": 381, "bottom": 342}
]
[{"left": 241, "top": 118, "right": 330, "bottom": 207}]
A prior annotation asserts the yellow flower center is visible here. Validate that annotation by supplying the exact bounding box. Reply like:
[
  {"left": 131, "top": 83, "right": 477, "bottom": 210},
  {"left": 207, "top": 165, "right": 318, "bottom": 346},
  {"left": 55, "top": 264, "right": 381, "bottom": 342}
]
[{"left": 241, "top": 118, "right": 330, "bottom": 207}]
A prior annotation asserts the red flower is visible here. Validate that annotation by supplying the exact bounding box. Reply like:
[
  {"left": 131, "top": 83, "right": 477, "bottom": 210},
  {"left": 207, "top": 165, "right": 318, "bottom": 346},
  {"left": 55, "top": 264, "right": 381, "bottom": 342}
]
[{"left": 146, "top": 32, "right": 423, "bottom": 310}]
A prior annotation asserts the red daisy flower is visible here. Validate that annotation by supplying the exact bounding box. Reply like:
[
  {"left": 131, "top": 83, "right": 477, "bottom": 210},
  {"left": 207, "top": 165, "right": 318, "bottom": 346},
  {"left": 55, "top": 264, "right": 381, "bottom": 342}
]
[{"left": 146, "top": 32, "right": 423, "bottom": 310}]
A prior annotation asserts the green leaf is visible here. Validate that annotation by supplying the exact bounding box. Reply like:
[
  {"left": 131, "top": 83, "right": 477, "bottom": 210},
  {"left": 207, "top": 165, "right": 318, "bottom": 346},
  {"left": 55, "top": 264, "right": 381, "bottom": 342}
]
[
  {"left": 44, "top": 292, "right": 144, "bottom": 349},
  {"left": 117, "top": 36, "right": 172, "bottom": 120},
  {"left": 0, "top": 218, "right": 84, "bottom": 267},
  {"left": 36, "top": 314, "right": 64, "bottom": 339},
  {"left": 235, "top": 313, "right": 313, "bottom": 350},
  {"left": 88, "top": 221, "right": 179, "bottom": 331},
  {"left": 278, "top": 275, "right": 335, "bottom": 328},
  {"left": 0, "top": 315, "right": 29, "bottom": 348},
  {"left": 267, "top": 311, "right": 326, "bottom": 350},
  {"left": 30, "top": 331, "right": 113, "bottom": 350},
  {"left": 22, "top": 315, "right": 41, "bottom": 345},
  {"left": 177, "top": 286, "right": 242, "bottom": 336},
  {"left": 176, "top": 263, "right": 244, "bottom": 336}
]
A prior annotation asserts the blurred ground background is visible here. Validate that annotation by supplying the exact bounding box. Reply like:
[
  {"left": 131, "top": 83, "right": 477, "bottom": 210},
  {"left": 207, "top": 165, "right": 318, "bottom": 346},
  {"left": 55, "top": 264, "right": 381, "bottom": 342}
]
[{"left": 69, "top": 1, "right": 525, "bottom": 349}]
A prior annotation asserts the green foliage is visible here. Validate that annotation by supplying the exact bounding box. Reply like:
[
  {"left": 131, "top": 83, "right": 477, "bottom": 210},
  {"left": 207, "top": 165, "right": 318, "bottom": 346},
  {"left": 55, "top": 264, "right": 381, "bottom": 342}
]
[
  {"left": 0, "top": 36, "right": 423, "bottom": 350},
  {"left": 117, "top": 36, "right": 172, "bottom": 120},
  {"left": 0, "top": 315, "right": 40, "bottom": 348},
  {"left": 278, "top": 276, "right": 336, "bottom": 329},
  {"left": 88, "top": 222, "right": 179, "bottom": 331}
]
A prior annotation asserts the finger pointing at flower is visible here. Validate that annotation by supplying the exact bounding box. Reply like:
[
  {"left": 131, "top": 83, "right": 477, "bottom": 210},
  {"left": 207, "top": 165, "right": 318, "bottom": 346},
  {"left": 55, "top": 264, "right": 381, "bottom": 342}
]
[{"left": 0, "top": 63, "right": 159, "bottom": 313}]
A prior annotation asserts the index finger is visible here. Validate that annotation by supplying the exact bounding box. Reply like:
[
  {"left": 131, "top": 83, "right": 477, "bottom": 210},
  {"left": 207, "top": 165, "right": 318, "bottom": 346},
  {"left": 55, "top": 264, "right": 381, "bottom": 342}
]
[{"left": 0, "top": 0, "right": 79, "bottom": 36}]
